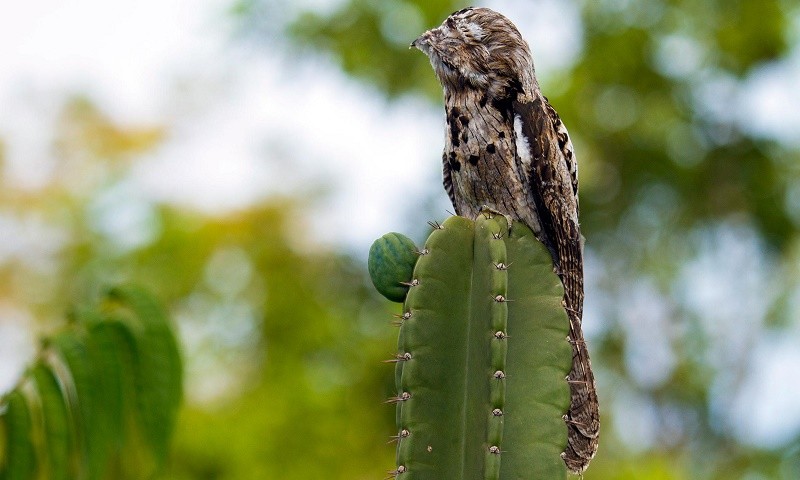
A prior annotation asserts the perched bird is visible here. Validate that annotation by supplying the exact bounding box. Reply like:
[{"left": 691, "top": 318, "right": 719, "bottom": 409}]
[{"left": 412, "top": 7, "right": 599, "bottom": 473}]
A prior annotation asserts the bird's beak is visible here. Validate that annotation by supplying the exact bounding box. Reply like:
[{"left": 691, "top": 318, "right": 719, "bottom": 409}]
[{"left": 411, "top": 33, "right": 431, "bottom": 53}]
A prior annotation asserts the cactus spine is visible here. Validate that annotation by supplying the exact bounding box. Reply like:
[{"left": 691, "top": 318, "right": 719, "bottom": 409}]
[{"left": 374, "top": 215, "right": 572, "bottom": 480}]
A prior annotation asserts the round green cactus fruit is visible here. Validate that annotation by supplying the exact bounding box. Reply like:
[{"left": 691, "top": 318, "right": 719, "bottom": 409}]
[{"left": 368, "top": 232, "right": 418, "bottom": 303}]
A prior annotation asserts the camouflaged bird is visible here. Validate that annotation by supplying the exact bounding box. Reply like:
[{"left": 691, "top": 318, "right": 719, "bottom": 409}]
[{"left": 412, "top": 7, "right": 599, "bottom": 473}]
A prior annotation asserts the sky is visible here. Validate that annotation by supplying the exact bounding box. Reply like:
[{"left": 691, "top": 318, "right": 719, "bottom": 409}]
[
  {"left": 0, "top": 0, "right": 442, "bottom": 251},
  {"left": 0, "top": 0, "right": 449, "bottom": 416},
  {"left": 1, "top": 0, "right": 800, "bottom": 452},
  {"left": 0, "top": 0, "right": 798, "bottom": 248},
  {"left": 0, "top": 0, "right": 591, "bottom": 253}
]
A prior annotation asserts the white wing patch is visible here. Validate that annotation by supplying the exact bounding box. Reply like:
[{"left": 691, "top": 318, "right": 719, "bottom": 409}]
[{"left": 513, "top": 114, "right": 532, "bottom": 170}]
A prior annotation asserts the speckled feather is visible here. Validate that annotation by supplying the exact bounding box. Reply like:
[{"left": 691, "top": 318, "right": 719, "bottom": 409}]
[{"left": 413, "top": 7, "right": 599, "bottom": 473}]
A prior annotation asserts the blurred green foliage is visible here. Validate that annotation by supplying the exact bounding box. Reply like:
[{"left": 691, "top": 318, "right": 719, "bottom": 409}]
[
  {"left": 152, "top": 205, "right": 398, "bottom": 479},
  {"left": 1, "top": 90, "right": 399, "bottom": 478},
  {"left": 0, "top": 287, "right": 182, "bottom": 480}
]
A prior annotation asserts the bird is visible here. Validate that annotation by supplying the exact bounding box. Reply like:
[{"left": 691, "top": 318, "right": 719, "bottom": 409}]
[{"left": 412, "top": 7, "right": 599, "bottom": 474}]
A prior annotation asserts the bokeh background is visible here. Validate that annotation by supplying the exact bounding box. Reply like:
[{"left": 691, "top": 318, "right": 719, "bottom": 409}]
[{"left": 1, "top": 0, "right": 800, "bottom": 478}]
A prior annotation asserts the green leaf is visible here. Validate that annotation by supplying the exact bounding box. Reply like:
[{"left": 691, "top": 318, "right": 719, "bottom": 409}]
[
  {"left": 105, "top": 286, "right": 183, "bottom": 467},
  {"left": 0, "top": 390, "right": 36, "bottom": 480},
  {"left": 30, "top": 364, "right": 72, "bottom": 480},
  {"left": 82, "top": 309, "right": 132, "bottom": 461},
  {"left": 49, "top": 327, "right": 111, "bottom": 480}
]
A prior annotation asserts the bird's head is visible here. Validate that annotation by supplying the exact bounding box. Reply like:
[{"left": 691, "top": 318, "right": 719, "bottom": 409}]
[{"left": 411, "top": 7, "right": 538, "bottom": 100}]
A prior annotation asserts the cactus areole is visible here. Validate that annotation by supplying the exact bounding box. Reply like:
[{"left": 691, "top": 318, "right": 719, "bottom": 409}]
[{"left": 369, "top": 215, "right": 573, "bottom": 480}]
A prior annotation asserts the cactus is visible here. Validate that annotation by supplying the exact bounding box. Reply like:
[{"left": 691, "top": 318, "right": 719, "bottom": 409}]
[
  {"left": 369, "top": 232, "right": 419, "bottom": 303},
  {"left": 370, "top": 215, "right": 573, "bottom": 480}
]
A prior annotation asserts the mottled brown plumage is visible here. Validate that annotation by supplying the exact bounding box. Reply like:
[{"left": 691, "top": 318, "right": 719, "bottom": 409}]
[{"left": 413, "top": 7, "right": 599, "bottom": 473}]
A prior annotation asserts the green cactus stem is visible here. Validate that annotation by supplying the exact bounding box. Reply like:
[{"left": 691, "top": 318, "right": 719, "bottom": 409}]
[{"left": 374, "top": 215, "right": 572, "bottom": 480}]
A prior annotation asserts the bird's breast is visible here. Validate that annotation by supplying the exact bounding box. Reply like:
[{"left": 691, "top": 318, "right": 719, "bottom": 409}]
[{"left": 443, "top": 96, "right": 539, "bottom": 232}]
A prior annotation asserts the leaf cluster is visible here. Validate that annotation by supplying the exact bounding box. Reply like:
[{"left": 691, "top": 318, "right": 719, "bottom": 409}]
[{"left": 0, "top": 286, "right": 182, "bottom": 480}]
